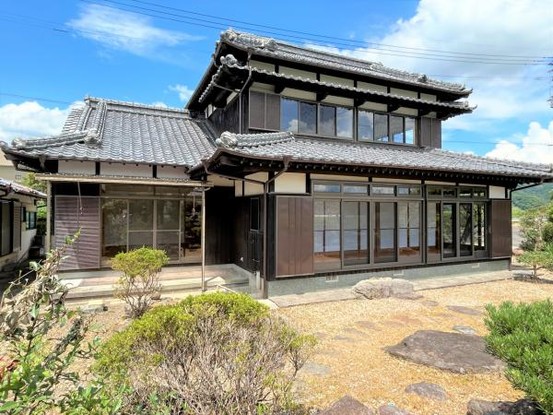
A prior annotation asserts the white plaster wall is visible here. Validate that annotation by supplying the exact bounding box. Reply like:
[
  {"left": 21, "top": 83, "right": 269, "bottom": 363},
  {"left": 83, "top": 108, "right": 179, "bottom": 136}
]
[
  {"left": 372, "top": 178, "right": 421, "bottom": 184},
  {"left": 250, "top": 60, "right": 275, "bottom": 72},
  {"left": 279, "top": 66, "right": 317, "bottom": 80},
  {"left": 489, "top": 186, "right": 506, "bottom": 199},
  {"left": 425, "top": 180, "right": 453, "bottom": 185},
  {"left": 420, "top": 93, "right": 437, "bottom": 102},
  {"left": 311, "top": 174, "right": 368, "bottom": 182},
  {"left": 235, "top": 181, "right": 243, "bottom": 197},
  {"left": 359, "top": 102, "right": 387, "bottom": 112},
  {"left": 322, "top": 96, "right": 354, "bottom": 107},
  {"left": 320, "top": 74, "right": 354, "bottom": 87},
  {"left": 274, "top": 173, "right": 306, "bottom": 194},
  {"left": 250, "top": 82, "right": 275, "bottom": 93},
  {"left": 394, "top": 107, "right": 418, "bottom": 116},
  {"left": 19, "top": 229, "right": 37, "bottom": 261},
  {"left": 227, "top": 92, "right": 238, "bottom": 105},
  {"left": 357, "top": 82, "right": 387, "bottom": 93},
  {"left": 101, "top": 163, "right": 153, "bottom": 177},
  {"left": 208, "top": 175, "right": 234, "bottom": 187},
  {"left": 58, "top": 160, "right": 96, "bottom": 175},
  {"left": 391, "top": 87, "right": 418, "bottom": 98},
  {"left": 157, "top": 165, "right": 188, "bottom": 179},
  {"left": 282, "top": 88, "right": 316, "bottom": 101},
  {"left": 244, "top": 172, "right": 267, "bottom": 196}
]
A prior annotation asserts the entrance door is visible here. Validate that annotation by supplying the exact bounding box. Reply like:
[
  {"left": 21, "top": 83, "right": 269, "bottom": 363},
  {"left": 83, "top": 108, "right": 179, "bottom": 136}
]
[
  {"left": 442, "top": 203, "right": 456, "bottom": 258},
  {"left": 343, "top": 201, "right": 368, "bottom": 266}
]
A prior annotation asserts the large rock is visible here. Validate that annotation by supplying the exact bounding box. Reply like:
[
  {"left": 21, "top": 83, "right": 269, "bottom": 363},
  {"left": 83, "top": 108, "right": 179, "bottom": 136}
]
[
  {"left": 318, "top": 395, "right": 374, "bottom": 415},
  {"left": 467, "top": 398, "right": 543, "bottom": 415},
  {"left": 386, "top": 330, "right": 504, "bottom": 374},
  {"left": 353, "top": 278, "right": 417, "bottom": 300}
]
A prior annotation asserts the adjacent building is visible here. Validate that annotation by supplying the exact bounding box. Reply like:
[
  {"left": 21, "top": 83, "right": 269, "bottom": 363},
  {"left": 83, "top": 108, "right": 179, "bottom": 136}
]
[{"left": 2, "top": 30, "right": 552, "bottom": 296}]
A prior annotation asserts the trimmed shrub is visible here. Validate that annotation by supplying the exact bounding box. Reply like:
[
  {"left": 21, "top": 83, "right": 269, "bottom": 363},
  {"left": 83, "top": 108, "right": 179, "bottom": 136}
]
[
  {"left": 95, "top": 292, "right": 315, "bottom": 414},
  {"left": 485, "top": 300, "right": 553, "bottom": 414},
  {"left": 112, "top": 247, "right": 168, "bottom": 318}
]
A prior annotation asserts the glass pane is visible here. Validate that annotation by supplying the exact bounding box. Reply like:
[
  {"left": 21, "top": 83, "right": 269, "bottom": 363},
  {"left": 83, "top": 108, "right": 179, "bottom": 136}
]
[
  {"left": 337, "top": 107, "right": 353, "bottom": 138},
  {"left": 405, "top": 117, "right": 415, "bottom": 144},
  {"left": 390, "top": 115, "right": 404, "bottom": 143},
  {"left": 427, "top": 202, "right": 441, "bottom": 257},
  {"left": 343, "top": 184, "right": 368, "bottom": 194},
  {"left": 459, "top": 188, "right": 472, "bottom": 198},
  {"left": 183, "top": 195, "right": 202, "bottom": 263},
  {"left": 443, "top": 188, "right": 457, "bottom": 198},
  {"left": 325, "top": 201, "right": 341, "bottom": 229},
  {"left": 473, "top": 202, "right": 487, "bottom": 251},
  {"left": 460, "top": 203, "right": 472, "bottom": 256},
  {"left": 249, "top": 91, "right": 265, "bottom": 129},
  {"left": 409, "top": 202, "right": 420, "bottom": 227},
  {"left": 473, "top": 188, "right": 486, "bottom": 198},
  {"left": 157, "top": 199, "right": 180, "bottom": 230},
  {"left": 374, "top": 202, "right": 396, "bottom": 263},
  {"left": 313, "top": 183, "right": 341, "bottom": 193},
  {"left": 343, "top": 201, "right": 368, "bottom": 266},
  {"left": 443, "top": 203, "right": 456, "bottom": 258},
  {"left": 299, "top": 102, "right": 317, "bottom": 134},
  {"left": 102, "top": 199, "right": 128, "bottom": 258},
  {"left": 372, "top": 185, "right": 395, "bottom": 195},
  {"left": 280, "top": 98, "right": 298, "bottom": 132},
  {"left": 128, "top": 231, "right": 153, "bottom": 250},
  {"left": 156, "top": 231, "right": 180, "bottom": 260},
  {"left": 358, "top": 110, "right": 374, "bottom": 141},
  {"left": 314, "top": 199, "right": 341, "bottom": 271},
  {"left": 398, "top": 186, "right": 421, "bottom": 196},
  {"left": 374, "top": 114, "right": 389, "bottom": 142},
  {"left": 129, "top": 199, "right": 154, "bottom": 230},
  {"left": 319, "top": 105, "right": 335, "bottom": 136}
]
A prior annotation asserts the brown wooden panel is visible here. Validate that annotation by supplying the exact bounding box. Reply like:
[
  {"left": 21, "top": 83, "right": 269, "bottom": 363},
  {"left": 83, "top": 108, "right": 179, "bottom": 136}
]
[
  {"left": 266, "top": 94, "right": 280, "bottom": 130},
  {"left": 54, "top": 196, "right": 100, "bottom": 270},
  {"left": 419, "top": 118, "right": 431, "bottom": 147},
  {"left": 249, "top": 91, "right": 265, "bottom": 129},
  {"left": 275, "top": 196, "right": 313, "bottom": 278},
  {"left": 431, "top": 119, "right": 442, "bottom": 148},
  {"left": 13, "top": 202, "right": 20, "bottom": 250},
  {"left": 490, "top": 199, "right": 512, "bottom": 258}
]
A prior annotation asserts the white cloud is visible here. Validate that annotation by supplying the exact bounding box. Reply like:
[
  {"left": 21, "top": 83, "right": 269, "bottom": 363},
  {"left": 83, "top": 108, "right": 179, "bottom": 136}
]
[
  {"left": 308, "top": 0, "right": 552, "bottom": 131},
  {"left": 0, "top": 101, "right": 79, "bottom": 143},
  {"left": 485, "top": 121, "right": 553, "bottom": 164},
  {"left": 67, "top": 4, "right": 200, "bottom": 57},
  {"left": 151, "top": 101, "right": 168, "bottom": 108},
  {"left": 169, "top": 84, "right": 194, "bottom": 103}
]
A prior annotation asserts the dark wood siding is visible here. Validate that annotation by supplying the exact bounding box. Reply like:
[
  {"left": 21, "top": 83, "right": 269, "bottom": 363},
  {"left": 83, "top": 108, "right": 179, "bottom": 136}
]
[
  {"left": 54, "top": 196, "right": 101, "bottom": 270},
  {"left": 490, "top": 199, "right": 512, "bottom": 258},
  {"left": 419, "top": 117, "right": 442, "bottom": 148},
  {"left": 248, "top": 91, "right": 280, "bottom": 131},
  {"left": 13, "top": 202, "right": 20, "bottom": 250},
  {"left": 205, "top": 187, "right": 234, "bottom": 265},
  {"left": 274, "top": 196, "right": 314, "bottom": 278},
  {"left": 208, "top": 96, "right": 240, "bottom": 135}
]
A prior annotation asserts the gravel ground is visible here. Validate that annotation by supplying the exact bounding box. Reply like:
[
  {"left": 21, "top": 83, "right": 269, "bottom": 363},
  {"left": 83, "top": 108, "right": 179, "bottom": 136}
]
[{"left": 277, "top": 273, "right": 553, "bottom": 414}]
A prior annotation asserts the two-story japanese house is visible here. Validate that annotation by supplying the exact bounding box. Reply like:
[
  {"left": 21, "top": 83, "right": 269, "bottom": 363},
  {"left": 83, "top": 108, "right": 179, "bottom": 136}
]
[{"left": 2, "top": 29, "right": 552, "bottom": 297}]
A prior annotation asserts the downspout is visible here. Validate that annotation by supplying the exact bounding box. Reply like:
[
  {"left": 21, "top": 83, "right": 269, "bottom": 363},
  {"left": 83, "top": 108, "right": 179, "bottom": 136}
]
[
  {"left": 509, "top": 179, "right": 546, "bottom": 195},
  {"left": 238, "top": 51, "right": 253, "bottom": 134},
  {"left": 201, "top": 185, "right": 210, "bottom": 292},
  {"left": 46, "top": 181, "right": 51, "bottom": 252},
  {"left": 202, "top": 156, "right": 291, "bottom": 298}
]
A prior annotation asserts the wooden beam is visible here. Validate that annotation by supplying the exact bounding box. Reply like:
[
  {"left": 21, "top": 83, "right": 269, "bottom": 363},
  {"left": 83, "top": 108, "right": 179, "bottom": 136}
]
[
  {"left": 354, "top": 97, "right": 367, "bottom": 107},
  {"left": 316, "top": 91, "right": 328, "bottom": 102},
  {"left": 388, "top": 103, "right": 400, "bottom": 113},
  {"left": 418, "top": 108, "right": 432, "bottom": 117},
  {"left": 274, "top": 84, "right": 285, "bottom": 94}
]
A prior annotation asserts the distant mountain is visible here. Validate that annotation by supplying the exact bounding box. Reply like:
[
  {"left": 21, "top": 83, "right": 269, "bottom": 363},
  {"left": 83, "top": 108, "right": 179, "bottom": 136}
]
[{"left": 512, "top": 183, "right": 553, "bottom": 211}]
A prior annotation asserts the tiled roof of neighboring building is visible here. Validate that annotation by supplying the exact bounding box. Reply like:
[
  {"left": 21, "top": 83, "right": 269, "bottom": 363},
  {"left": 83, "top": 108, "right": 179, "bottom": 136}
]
[
  {"left": 0, "top": 178, "right": 46, "bottom": 198},
  {"left": 1, "top": 98, "right": 217, "bottom": 168},
  {"left": 213, "top": 131, "right": 553, "bottom": 180},
  {"left": 219, "top": 29, "right": 471, "bottom": 96}
]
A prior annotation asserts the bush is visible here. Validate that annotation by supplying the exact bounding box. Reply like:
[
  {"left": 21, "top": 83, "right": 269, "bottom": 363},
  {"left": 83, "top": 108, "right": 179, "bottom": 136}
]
[
  {"left": 95, "top": 292, "right": 316, "bottom": 415},
  {"left": 112, "top": 247, "right": 168, "bottom": 318},
  {"left": 485, "top": 300, "right": 553, "bottom": 414}
]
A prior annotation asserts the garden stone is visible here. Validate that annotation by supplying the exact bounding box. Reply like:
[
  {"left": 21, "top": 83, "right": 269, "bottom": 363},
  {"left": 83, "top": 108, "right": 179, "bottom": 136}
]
[
  {"left": 301, "top": 361, "right": 331, "bottom": 376},
  {"left": 378, "top": 404, "right": 415, "bottom": 414},
  {"left": 353, "top": 278, "right": 416, "bottom": 300},
  {"left": 453, "top": 325, "right": 477, "bottom": 335},
  {"left": 447, "top": 305, "right": 483, "bottom": 316},
  {"left": 318, "top": 395, "right": 374, "bottom": 415},
  {"left": 79, "top": 300, "right": 107, "bottom": 314},
  {"left": 386, "top": 330, "right": 504, "bottom": 374},
  {"left": 467, "top": 398, "right": 543, "bottom": 415},
  {"left": 405, "top": 382, "right": 447, "bottom": 401}
]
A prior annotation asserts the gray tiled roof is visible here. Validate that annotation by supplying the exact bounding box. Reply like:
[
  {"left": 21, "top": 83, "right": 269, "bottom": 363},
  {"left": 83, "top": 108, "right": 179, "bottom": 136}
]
[
  {"left": 199, "top": 59, "right": 473, "bottom": 115},
  {"left": 220, "top": 30, "right": 470, "bottom": 95},
  {"left": 215, "top": 131, "right": 553, "bottom": 180},
  {"left": 2, "top": 98, "right": 217, "bottom": 168},
  {"left": 0, "top": 178, "right": 46, "bottom": 198}
]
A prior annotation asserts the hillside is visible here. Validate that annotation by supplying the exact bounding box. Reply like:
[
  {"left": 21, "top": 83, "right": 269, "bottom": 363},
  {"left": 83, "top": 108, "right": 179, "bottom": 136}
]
[{"left": 512, "top": 183, "right": 553, "bottom": 211}]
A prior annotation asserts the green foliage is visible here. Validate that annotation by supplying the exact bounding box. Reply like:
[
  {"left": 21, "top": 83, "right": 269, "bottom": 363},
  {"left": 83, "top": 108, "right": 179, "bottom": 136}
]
[
  {"left": 0, "top": 233, "right": 123, "bottom": 414},
  {"left": 112, "top": 247, "right": 168, "bottom": 318},
  {"left": 512, "top": 183, "right": 553, "bottom": 211},
  {"left": 519, "top": 202, "right": 553, "bottom": 251},
  {"left": 95, "top": 292, "right": 315, "bottom": 414},
  {"left": 19, "top": 172, "right": 47, "bottom": 194},
  {"left": 485, "top": 300, "right": 553, "bottom": 414}
]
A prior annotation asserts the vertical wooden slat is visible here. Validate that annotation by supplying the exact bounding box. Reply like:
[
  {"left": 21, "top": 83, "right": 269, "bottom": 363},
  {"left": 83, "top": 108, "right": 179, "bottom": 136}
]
[
  {"left": 13, "top": 202, "right": 21, "bottom": 250},
  {"left": 490, "top": 199, "right": 512, "bottom": 258}
]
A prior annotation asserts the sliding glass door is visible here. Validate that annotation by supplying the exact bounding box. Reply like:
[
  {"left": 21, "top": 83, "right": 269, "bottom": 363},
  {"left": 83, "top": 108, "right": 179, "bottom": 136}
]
[{"left": 343, "top": 201, "right": 369, "bottom": 266}]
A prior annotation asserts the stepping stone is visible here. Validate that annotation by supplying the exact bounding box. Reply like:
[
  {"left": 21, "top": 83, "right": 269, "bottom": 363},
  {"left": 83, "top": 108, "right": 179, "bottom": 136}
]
[
  {"left": 453, "top": 325, "right": 477, "bottom": 335},
  {"left": 386, "top": 330, "right": 504, "bottom": 374},
  {"left": 405, "top": 382, "right": 447, "bottom": 401},
  {"left": 79, "top": 300, "right": 107, "bottom": 314},
  {"left": 333, "top": 335, "right": 355, "bottom": 342},
  {"left": 355, "top": 320, "right": 377, "bottom": 330},
  {"left": 378, "top": 404, "right": 415, "bottom": 414},
  {"left": 467, "top": 398, "right": 543, "bottom": 415},
  {"left": 319, "top": 395, "right": 374, "bottom": 415},
  {"left": 447, "top": 305, "right": 483, "bottom": 316},
  {"left": 422, "top": 300, "right": 439, "bottom": 307}
]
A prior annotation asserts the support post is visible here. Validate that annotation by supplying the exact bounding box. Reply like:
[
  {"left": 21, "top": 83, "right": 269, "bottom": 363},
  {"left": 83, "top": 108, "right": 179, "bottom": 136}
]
[
  {"left": 201, "top": 186, "right": 207, "bottom": 292},
  {"left": 46, "top": 180, "right": 51, "bottom": 252}
]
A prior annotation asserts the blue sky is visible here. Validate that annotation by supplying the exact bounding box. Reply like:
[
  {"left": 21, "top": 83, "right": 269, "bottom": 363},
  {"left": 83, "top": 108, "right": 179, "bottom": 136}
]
[{"left": 0, "top": 0, "right": 551, "bottom": 163}]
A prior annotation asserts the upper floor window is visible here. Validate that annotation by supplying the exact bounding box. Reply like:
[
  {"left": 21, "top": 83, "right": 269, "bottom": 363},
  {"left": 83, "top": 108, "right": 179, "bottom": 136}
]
[{"left": 360, "top": 109, "right": 415, "bottom": 145}]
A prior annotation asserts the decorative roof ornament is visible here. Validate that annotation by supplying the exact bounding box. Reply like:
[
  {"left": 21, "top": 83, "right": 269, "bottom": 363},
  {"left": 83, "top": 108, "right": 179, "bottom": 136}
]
[
  {"left": 216, "top": 131, "right": 239, "bottom": 148},
  {"left": 220, "top": 54, "right": 238, "bottom": 66},
  {"left": 221, "top": 29, "right": 277, "bottom": 51}
]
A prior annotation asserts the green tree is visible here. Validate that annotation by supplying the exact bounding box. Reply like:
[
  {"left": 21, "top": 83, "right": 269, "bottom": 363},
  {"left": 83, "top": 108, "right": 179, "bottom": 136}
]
[{"left": 19, "top": 172, "right": 47, "bottom": 194}]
